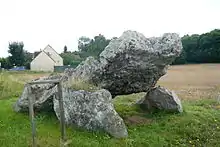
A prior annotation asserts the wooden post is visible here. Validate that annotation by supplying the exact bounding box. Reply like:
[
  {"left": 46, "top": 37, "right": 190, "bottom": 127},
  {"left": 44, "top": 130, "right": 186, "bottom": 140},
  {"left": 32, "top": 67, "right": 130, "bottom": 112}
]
[
  {"left": 27, "top": 85, "right": 37, "bottom": 147},
  {"left": 27, "top": 79, "right": 68, "bottom": 146},
  {"left": 57, "top": 82, "right": 66, "bottom": 146}
]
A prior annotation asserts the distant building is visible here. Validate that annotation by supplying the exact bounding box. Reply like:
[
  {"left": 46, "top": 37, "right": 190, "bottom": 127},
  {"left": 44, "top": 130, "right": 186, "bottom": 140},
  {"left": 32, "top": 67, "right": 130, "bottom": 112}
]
[{"left": 30, "top": 45, "right": 63, "bottom": 72}]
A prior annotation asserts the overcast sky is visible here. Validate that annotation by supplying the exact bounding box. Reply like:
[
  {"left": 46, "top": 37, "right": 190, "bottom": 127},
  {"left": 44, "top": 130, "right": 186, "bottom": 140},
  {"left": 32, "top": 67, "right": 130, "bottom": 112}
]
[{"left": 0, "top": 0, "right": 219, "bottom": 57}]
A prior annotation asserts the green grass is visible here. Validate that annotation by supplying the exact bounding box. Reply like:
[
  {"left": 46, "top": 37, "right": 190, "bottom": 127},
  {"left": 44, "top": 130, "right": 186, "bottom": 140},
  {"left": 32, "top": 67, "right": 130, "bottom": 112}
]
[
  {"left": 1, "top": 72, "right": 220, "bottom": 146},
  {"left": 69, "top": 78, "right": 101, "bottom": 92},
  {"left": 0, "top": 73, "right": 24, "bottom": 99}
]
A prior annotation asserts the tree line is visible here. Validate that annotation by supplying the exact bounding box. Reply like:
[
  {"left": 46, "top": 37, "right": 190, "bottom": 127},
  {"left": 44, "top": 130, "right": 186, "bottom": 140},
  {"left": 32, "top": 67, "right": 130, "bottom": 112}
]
[
  {"left": 173, "top": 29, "right": 220, "bottom": 64},
  {"left": 1, "top": 29, "right": 220, "bottom": 69}
]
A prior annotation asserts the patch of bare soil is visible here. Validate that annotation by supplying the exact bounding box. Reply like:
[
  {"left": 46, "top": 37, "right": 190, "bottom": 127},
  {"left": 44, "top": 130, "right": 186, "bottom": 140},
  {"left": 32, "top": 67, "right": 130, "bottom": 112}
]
[
  {"left": 157, "top": 64, "right": 220, "bottom": 100},
  {"left": 125, "top": 115, "right": 153, "bottom": 126}
]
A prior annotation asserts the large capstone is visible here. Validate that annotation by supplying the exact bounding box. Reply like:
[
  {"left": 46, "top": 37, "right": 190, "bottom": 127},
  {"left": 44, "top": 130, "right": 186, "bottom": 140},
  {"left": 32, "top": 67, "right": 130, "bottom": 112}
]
[
  {"left": 53, "top": 88, "right": 128, "bottom": 138},
  {"left": 66, "top": 30, "right": 183, "bottom": 97},
  {"left": 137, "top": 86, "right": 183, "bottom": 113}
]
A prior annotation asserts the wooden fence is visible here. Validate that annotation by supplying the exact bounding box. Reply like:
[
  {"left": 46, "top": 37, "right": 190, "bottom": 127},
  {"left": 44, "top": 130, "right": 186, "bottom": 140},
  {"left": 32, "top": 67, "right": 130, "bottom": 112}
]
[{"left": 27, "top": 79, "right": 70, "bottom": 147}]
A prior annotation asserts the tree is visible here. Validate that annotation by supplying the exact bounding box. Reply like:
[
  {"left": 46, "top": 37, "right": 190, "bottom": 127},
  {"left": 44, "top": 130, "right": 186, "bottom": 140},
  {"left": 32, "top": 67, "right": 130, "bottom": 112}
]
[
  {"left": 8, "top": 42, "right": 25, "bottom": 66},
  {"left": 172, "top": 50, "right": 186, "bottom": 65},
  {"left": 172, "top": 29, "right": 220, "bottom": 64},
  {"left": 0, "top": 57, "right": 12, "bottom": 69},
  {"left": 64, "top": 45, "right": 68, "bottom": 53},
  {"left": 78, "top": 34, "right": 110, "bottom": 59},
  {"left": 60, "top": 52, "right": 82, "bottom": 67},
  {"left": 78, "top": 36, "right": 91, "bottom": 52},
  {"left": 23, "top": 51, "right": 33, "bottom": 69}
]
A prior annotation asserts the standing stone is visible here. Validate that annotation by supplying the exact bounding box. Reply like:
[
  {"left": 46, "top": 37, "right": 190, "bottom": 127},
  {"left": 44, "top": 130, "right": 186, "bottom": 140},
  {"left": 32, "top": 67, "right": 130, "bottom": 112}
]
[
  {"left": 137, "top": 86, "right": 183, "bottom": 113},
  {"left": 53, "top": 88, "right": 128, "bottom": 138}
]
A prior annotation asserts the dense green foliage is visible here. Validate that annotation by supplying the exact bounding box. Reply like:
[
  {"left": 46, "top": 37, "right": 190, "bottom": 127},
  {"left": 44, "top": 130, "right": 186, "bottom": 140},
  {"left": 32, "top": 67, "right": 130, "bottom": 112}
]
[
  {"left": 60, "top": 52, "right": 82, "bottom": 66},
  {"left": 8, "top": 42, "right": 25, "bottom": 67},
  {"left": 23, "top": 51, "right": 33, "bottom": 69},
  {"left": 0, "top": 57, "right": 11, "bottom": 69},
  {"left": 78, "top": 34, "right": 111, "bottom": 59},
  {"left": 60, "top": 34, "right": 111, "bottom": 67},
  {"left": 0, "top": 42, "right": 32, "bottom": 69},
  {"left": 173, "top": 29, "right": 220, "bottom": 64}
]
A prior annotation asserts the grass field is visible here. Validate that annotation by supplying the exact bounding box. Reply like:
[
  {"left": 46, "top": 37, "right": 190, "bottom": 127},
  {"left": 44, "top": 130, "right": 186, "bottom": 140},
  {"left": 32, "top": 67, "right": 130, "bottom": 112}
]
[{"left": 1, "top": 64, "right": 220, "bottom": 147}]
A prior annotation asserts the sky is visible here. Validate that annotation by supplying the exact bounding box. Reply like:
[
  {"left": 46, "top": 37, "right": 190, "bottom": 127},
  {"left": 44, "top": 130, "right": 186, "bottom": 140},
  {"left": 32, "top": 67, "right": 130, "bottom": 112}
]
[{"left": 0, "top": 0, "right": 219, "bottom": 57}]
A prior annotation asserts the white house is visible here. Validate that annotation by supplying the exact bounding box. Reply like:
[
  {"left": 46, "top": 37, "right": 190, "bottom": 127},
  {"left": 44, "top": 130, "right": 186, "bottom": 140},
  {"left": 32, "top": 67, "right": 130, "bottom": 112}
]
[{"left": 30, "top": 45, "right": 63, "bottom": 72}]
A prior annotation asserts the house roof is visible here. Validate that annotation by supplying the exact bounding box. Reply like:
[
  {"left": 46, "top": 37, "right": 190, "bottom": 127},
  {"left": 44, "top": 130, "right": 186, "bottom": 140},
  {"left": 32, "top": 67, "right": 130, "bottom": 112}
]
[
  {"left": 43, "top": 44, "right": 61, "bottom": 58},
  {"left": 42, "top": 50, "right": 56, "bottom": 62},
  {"left": 31, "top": 44, "right": 60, "bottom": 63}
]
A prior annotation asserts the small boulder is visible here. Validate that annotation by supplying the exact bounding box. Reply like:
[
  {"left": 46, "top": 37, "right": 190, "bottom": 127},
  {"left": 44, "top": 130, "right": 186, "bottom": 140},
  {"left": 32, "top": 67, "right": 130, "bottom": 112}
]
[
  {"left": 137, "top": 86, "right": 183, "bottom": 113},
  {"left": 53, "top": 88, "right": 128, "bottom": 138}
]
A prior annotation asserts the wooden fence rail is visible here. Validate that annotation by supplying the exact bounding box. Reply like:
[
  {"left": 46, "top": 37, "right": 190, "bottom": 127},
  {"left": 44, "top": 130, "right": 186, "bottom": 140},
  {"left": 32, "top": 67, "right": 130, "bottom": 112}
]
[{"left": 27, "top": 79, "right": 68, "bottom": 147}]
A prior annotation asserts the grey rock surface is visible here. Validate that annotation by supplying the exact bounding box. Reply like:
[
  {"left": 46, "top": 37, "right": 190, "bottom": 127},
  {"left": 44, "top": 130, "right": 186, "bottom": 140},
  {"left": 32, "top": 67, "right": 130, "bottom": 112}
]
[
  {"left": 138, "top": 86, "right": 183, "bottom": 113},
  {"left": 13, "top": 73, "right": 128, "bottom": 138},
  {"left": 72, "top": 57, "right": 100, "bottom": 81},
  {"left": 13, "top": 74, "right": 62, "bottom": 112},
  {"left": 53, "top": 88, "right": 128, "bottom": 138},
  {"left": 66, "top": 30, "right": 183, "bottom": 96}
]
